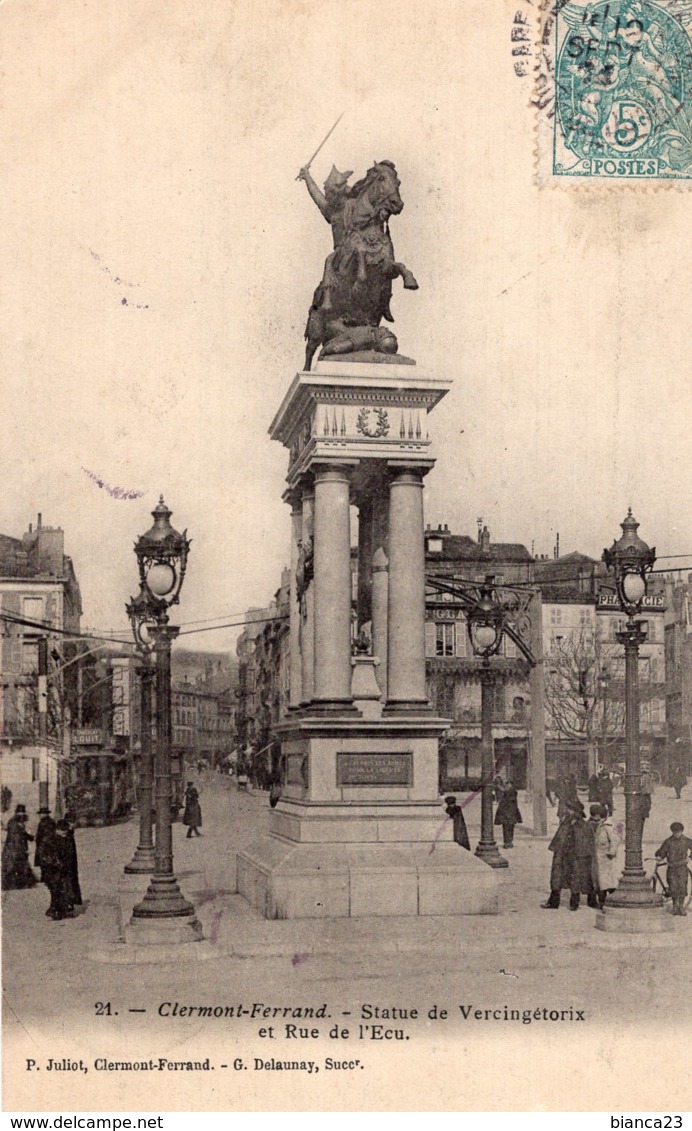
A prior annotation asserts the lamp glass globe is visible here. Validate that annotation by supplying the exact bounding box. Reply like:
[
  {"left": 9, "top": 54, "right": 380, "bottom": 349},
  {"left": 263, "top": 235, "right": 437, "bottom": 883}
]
[
  {"left": 147, "top": 562, "right": 176, "bottom": 597},
  {"left": 474, "top": 623, "right": 498, "bottom": 653},
  {"left": 622, "top": 572, "right": 646, "bottom": 604}
]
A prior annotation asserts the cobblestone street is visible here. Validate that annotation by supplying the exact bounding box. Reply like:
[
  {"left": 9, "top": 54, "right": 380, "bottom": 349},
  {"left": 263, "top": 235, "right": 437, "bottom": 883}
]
[{"left": 3, "top": 776, "right": 690, "bottom": 1111}]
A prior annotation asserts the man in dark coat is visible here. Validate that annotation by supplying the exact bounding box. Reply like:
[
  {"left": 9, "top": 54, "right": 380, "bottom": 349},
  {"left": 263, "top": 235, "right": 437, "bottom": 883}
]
[
  {"left": 62, "top": 811, "right": 83, "bottom": 908},
  {"left": 444, "top": 796, "right": 470, "bottom": 850},
  {"left": 596, "top": 769, "right": 614, "bottom": 815},
  {"left": 183, "top": 783, "right": 202, "bottom": 837},
  {"left": 541, "top": 802, "right": 598, "bottom": 910},
  {"left": 494, "top": 781, "right": 522, "bottom": 848},
  {"left": 2, "top": 805, "right": 37, "bottom": 890},
  {"left": 655, "top": 822, "right": 692, "bottom": 915},
  {"left": 40, "top": 820, "right": 73, "bottom": 919},
  {"left": 588, "top": 773, "right": 600, "bottom": 803},
  {"left": 34, "top": 806, "right": 56, "bottom": 875}
]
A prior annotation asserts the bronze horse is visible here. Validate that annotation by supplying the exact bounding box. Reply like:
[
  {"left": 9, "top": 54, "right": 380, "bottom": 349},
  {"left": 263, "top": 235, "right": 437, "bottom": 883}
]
[{"left": 303, "top": 161, "right": 418, "bottom": 370}]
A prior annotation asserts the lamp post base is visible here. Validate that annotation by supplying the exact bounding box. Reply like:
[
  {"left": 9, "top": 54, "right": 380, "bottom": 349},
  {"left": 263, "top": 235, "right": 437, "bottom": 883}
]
[
  {"left": 124, "top": 846, "right": 156, "bottom": 874},
  {"left": 131, "top": 875, "right": 197, "bottom": 919},
  {"left": 605, "top": 873, "right": 665, "bottom": 910},
  {"left": 475, "top": 841, "right": 509, "bottom": 869},
  {"left": 595, "top": 873, "right": 673, "bottom": 932},
  {"left": 125, "top": 913, "right": 203, "bottom": 947}
]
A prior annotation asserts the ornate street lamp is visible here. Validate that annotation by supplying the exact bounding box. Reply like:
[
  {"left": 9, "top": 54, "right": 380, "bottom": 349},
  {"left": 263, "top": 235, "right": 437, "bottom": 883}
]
[
  {"left": 127, "top": 497, "right": 201, "bottom": 940},
  {"left": 123, "top": 584, "right": 157, "bottom": 874},
  {"left": 466, "top": 577, "right": 508, "bottom": 869},
  {"left": 601, "top": 509, "right": 662, "bottom": 917}
]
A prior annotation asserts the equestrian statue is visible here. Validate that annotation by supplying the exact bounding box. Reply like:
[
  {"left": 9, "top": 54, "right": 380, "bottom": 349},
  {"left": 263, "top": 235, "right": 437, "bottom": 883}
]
[{"left": 298, "top": 149, "right": 418, "bottom": 370}]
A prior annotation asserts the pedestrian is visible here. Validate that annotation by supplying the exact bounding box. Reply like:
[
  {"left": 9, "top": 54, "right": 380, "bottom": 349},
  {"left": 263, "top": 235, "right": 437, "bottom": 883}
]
[
  {"left": 40, "top": 820, "right": 73, "bottom": 920},
  {"left": 596, "top": 768, "right": 614, "bottom": 816},
  {"left": 640, "top": 765, "right": 654, "bottom": 821},
  {"left": 269, "top": 779, "right": 282, "bottom": 809},
  {"left": 183, "top": 782, "right": 202, "bottom": 837},
  {"left": 556, "top": 773, "right": 583, "bottom": 819},
  {"left": 541, "top": 802, "right": 598, "bottom": 910},
  {"left": 588, "top": 803, "right": 620, "bottom": 909},
  {"left": 444, "top": 795, "right": 470, "bottom": 850},
  {"left": 1, "top": 805, "right": 37, "bottom": 890},
  {"left": 62, "top": 811, "right": 83, "bottom": 909},
  {"left": 237, "top": 758, "right": 249, "bottom": 791},
  {"left": 494, "top": 780, "right": 522, "bottom": 848},
  {"left": 587, "top": 772, "right": 600, "bottom": 803},
  {"left": 671, "top": 765, "right": 687, "bottom": 800},
  {"left": 34, "top": 806, "right": 56, "bottom": 873},
  {"left": 655, "top": 822, "right": 692, "bottom": 916}
]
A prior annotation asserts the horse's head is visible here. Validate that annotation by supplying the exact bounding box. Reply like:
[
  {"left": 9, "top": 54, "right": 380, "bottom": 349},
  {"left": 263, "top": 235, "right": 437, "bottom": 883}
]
[{"left": 350, "top": 161, "right": 403, "bottom": 220}]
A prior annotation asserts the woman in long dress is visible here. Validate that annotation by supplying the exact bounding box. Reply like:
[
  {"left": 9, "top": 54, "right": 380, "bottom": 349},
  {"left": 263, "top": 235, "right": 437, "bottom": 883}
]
[{"left": 2, "top": 806, "right": 37, "bottom": 890}]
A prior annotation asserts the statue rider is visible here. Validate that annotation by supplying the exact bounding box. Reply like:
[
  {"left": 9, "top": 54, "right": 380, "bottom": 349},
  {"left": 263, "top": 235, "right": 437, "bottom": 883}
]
[{"left": 297, "top": 164, "right": 353, "bottom": 311}]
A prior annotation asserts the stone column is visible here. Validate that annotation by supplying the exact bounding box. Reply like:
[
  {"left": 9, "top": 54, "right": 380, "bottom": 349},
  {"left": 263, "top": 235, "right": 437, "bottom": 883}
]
[
  {"left": 299, "top": 484, "right": 315, "bottom": 705},
  {"left": 312, "top": 463, "right": 354, "bottom": 709},
  {"left": 356, "top": 494, "right": 373, "bottom": 633},
  {"left": 371, "top": 483, "right": 389, "bottom": 697},
  {"left": 386, "top": 467, "right": 428, "bottom": 712},
  {"left": 288, "top": 492, "right": 302, "bottom": 709}
]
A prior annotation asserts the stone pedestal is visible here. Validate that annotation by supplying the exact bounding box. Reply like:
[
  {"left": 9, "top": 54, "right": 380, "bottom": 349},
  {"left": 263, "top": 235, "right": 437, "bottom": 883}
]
[
  {"left": 237, "top": 358, "right": 500, "bottom": 918},
  {"left": 594, "top": 907, "right": 674, "bottom": 934}
]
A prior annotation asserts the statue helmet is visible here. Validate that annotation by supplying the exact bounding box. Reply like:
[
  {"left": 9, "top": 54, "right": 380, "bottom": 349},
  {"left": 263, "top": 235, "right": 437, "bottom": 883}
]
[{"left": 324, "top": 165, "right": 353, "bottom": 194}]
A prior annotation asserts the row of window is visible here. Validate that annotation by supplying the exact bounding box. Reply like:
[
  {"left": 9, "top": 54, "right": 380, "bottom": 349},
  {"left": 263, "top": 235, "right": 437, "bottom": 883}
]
[
  {"left": 425, "top": 621, "right": 519, "bottom": 659},
  {"left": 548, "top": 608, "right": 663, "bottom": 642}
]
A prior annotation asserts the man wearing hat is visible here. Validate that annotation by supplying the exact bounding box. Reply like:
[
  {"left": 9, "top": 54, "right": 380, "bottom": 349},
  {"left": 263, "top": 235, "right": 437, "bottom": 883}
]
[
  {"left": 40, "top": 820, "right": 73, "bottom": 920},
  {"left": 62, "top": 811, "right": 83, "bottom": 908},
  {"left": 444, "top": 795, "right": 470, "bottom": 850},
  {"left": 655, "top": 822, "right": 692, "bottom": 915},
  {"left": 34, "top": 806, "right": 56, "bottom": 877},
  {"left": 2, "top": 805, "right": 37, "bottom": 890},
  {"left": 542, "top": 801, "right": 597, "bottom": 910}
]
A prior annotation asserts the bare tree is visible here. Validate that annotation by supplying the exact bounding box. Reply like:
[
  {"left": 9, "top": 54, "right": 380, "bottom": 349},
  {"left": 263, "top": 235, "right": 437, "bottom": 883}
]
[{"left": 545, "top": 627, "right": 625, "bottom": 771}]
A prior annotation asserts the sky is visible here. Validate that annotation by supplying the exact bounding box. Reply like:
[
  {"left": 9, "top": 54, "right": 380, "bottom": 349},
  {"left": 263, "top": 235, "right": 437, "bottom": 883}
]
[{"left": 1, "top": 0, "right": 690, "bottom": 654}]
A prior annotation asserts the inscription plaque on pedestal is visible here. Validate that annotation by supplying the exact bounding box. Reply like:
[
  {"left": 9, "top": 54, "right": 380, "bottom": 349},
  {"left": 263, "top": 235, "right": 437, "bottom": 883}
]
[
  {"left": 337, "top": 752, "right": 413, "bottom": 786},
  {"left": 287, "top": 755, "right": 308, "bottom": 787}
]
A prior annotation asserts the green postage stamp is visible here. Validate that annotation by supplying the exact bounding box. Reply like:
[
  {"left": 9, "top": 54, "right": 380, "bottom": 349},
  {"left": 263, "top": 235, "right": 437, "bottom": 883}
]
[{"left": 537, "top": 0, "right": 692, "bottom": 183}]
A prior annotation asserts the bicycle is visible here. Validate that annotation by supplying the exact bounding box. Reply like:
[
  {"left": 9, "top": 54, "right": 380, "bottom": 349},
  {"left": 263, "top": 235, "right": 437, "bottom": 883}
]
[{"left": 647, "top": 857, "right": 692, "bottom": 911}]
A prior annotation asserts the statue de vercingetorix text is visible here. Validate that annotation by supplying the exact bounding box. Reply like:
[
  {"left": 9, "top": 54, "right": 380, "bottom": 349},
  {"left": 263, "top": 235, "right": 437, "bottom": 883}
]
[{"left": 298, "top": 160, "right": 418, "bottom": 370}]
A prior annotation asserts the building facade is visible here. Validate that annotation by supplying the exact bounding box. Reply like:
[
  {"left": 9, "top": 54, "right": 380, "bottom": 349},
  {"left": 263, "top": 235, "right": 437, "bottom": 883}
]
[
  {"left": 171, "top": 651, "right": 238, "bottom": 770},
  {"left": 424, "top": 524, "right": 535, "bottom": 789},
  {"left": 536, "top": 552, "right": 667, "bottom": 784},
  {"left": 665, "top": 575, "right": 692, "bottom": 777},
  {"left": 1, "top": 516, "right": 82, "bottom": 815}
]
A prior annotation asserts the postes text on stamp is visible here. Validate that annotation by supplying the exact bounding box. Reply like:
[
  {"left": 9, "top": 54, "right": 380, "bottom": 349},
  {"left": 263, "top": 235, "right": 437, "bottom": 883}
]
[{"left": 537, "top": 0, "right": 692, "bottom": 184}]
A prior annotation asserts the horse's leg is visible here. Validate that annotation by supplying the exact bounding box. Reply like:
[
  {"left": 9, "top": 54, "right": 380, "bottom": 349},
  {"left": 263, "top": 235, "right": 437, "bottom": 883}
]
[
  {"left": 322, "top": 252, "right": 338, "bottom": 311},
  {"left": 305, "top": 340, "right": 318, "bottom": 371},
  {"left": 391, "top": 261, "right": 419, "bottom": 290},
  {"left": 304, "top": 306, "right": 325, "bottom": 371}
]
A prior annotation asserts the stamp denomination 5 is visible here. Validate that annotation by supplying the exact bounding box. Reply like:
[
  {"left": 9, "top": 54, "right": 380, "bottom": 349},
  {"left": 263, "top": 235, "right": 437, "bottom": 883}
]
[{"left": 536, "top": 0, "right": 692, "bottom": 185}]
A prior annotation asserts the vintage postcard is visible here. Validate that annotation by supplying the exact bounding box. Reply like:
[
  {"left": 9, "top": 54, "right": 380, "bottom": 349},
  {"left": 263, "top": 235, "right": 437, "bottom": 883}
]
[{"left": 2, "top": 0, "right": 691, "bottom": 1116}]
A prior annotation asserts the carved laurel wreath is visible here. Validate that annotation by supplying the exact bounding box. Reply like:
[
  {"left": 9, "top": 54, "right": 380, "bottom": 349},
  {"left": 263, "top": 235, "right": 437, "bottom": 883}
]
[{"left": 356, "top": 406, "right": 390, "bottom": 438}]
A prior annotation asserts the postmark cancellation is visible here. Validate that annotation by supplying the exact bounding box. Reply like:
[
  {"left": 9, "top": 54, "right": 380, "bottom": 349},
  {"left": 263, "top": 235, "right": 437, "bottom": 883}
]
[{"left": 536, "top": 0, "right": 692, "bottom": 184}]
